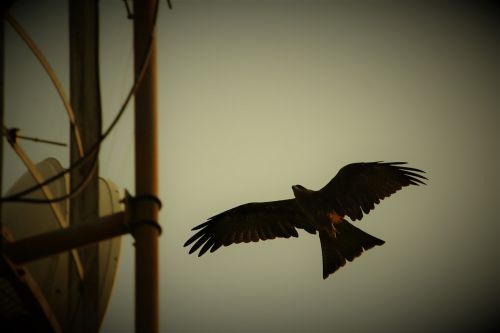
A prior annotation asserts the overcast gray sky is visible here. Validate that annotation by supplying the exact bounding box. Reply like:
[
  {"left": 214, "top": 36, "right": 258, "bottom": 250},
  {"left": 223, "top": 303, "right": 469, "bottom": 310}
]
[{"left": 3, "top": 1, "right": 499, "bottom": 332}]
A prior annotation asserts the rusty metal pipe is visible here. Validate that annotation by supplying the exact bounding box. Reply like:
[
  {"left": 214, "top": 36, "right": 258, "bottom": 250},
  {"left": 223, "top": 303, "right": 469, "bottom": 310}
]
[
  {"left": 4, "top": 211, "right": 127, "bottom": 265},
  {"left": 133, "top": 0, "right": 160, "bottom": 332}
]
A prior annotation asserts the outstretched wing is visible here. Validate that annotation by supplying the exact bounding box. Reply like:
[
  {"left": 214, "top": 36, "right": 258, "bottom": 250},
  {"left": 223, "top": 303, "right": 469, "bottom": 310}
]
[
  {"left": 318, "top": 162, "right": 427, "bottom": 221},
  {"left": 184, "top": 199, "right": 316, "bottom": 256}
]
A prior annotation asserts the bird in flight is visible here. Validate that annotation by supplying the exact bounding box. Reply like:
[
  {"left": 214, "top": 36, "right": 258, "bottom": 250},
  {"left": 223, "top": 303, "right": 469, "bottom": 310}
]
[{"left": 184, "top": 162, "right": 427, "bottom": 278}]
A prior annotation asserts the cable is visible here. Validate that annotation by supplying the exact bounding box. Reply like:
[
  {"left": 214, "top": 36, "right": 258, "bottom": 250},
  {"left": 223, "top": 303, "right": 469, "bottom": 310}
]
[
  {"left": 9, "top": 155, "right": 98, "bottom": 204},
  {"left": 0, "top": 0, "right": 160, "bottom": 203}
]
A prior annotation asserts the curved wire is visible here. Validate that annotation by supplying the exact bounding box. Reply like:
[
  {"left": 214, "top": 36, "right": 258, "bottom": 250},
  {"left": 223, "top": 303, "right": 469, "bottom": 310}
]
[
  {"left": 5, "top": 13, "right": 85, "bottom": 157},
  {"left": 1, "top": 125, "right": 97, "bottom": 204},
  {"left": 8, "top": 154, "right": 98, "bottom": 204},
  {"left": 1, "top": 0, "right": 160, "bottom": 203}
]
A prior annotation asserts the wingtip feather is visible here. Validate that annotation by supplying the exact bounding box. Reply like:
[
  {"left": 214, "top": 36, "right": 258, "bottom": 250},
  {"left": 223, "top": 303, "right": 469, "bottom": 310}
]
[{"left": 192, "top": 220, "right": 211, "bottom": 230}]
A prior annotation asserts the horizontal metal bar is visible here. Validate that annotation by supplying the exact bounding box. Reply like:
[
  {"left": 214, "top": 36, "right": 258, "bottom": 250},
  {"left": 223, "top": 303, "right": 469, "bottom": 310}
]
[{"left": 3, "top": 211, "right": 128, "bottom": 265}]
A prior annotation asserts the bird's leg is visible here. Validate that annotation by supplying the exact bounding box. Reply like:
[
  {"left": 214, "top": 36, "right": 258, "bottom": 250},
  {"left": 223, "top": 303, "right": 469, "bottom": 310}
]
[
  {"left": 327, "top": 225, "right": 338, "bottom": 238},
  {"left": 325, "top": 211, "right": 344, "bottom": 238}
]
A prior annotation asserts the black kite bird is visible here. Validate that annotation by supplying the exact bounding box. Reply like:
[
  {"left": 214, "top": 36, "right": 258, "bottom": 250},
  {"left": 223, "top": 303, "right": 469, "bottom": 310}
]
[{"left": 184, "top": 162, "right": 427, "bottom": 278}]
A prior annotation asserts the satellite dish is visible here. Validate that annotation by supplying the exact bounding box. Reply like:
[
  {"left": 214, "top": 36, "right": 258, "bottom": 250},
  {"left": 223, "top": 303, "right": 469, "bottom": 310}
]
[{"left": 0, "top": 158, "right": 122, "bottom": 332}]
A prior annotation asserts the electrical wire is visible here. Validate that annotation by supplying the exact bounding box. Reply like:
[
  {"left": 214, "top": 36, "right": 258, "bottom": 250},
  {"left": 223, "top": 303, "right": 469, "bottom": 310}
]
[
  {"left": 0, "top": 0, "right": 160, "bottom": 203},
  {"left": 9, "top": 155, "right": 99, "bottom": 204}
]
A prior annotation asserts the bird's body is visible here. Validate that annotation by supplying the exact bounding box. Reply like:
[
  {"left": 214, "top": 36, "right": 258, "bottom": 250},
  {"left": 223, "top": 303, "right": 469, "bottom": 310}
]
[
  {"left": 292, "top": 184, "right": 342, "bottom": 237},
  {"left": 185, "top": 162, "right": 426, "bottom": 278}
]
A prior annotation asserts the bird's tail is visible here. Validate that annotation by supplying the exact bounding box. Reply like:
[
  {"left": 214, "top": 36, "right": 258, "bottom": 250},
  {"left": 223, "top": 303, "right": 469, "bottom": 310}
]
[{"left": 319, "top": 220, "right": 385, "bottom": 279}]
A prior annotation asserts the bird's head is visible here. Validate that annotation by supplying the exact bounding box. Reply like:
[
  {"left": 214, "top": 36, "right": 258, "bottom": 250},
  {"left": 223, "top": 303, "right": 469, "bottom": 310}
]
[{"left": 292, "top": 184, "right": 311, "bottom": 198}]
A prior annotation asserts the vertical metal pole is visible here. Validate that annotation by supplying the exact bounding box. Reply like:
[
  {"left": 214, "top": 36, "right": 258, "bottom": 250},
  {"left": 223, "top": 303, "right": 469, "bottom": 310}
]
[
  {"left": 68, "top": 1, "right": 101, "bottom": 332},
  {"left": 0, "top": 10, "right": 4, "bottom": 233},
  {"left": 0, "top": 0, "right": 12, "bottom": 237},
  {"left": 133, "top": 1, "right": 160, "bottom": 332}
]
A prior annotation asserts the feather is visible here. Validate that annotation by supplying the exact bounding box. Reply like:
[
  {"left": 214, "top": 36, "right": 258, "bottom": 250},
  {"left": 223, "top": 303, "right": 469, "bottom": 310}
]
[
  {"left": 184, "top": 199, "right": 314, "bottom": 256},
  {"left": 319, "top": 162, "right": 427, "bottom": 221}
]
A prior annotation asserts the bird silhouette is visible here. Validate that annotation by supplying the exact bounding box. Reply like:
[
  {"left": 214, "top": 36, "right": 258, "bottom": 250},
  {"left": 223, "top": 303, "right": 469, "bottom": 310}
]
[{"left": 184, "top": 162, "right": 427, "bottom": 278}]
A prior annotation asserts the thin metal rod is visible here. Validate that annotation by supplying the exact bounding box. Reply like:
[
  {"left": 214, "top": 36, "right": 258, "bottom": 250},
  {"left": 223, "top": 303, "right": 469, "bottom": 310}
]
[
  {"left": 3, "top": 211, "right": 127, "bottom": 264},
  {"left": 5, "top": 13, "right": 85, "bottom": 157},
  {"left": 133, "top": 0, "right": 160, "bottom": 332},
  {"left": 123, "top": 0, "right": 133, "bottom": 19},
  {"left": 16, "top": 134, "right": 67, "bottom": 147},
  {"left": 1, "top": 128, "right": 67, "bottom": 147}
]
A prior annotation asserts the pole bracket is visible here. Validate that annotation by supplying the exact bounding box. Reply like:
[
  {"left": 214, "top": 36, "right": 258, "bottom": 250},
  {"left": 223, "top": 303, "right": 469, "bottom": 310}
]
[{"left": 123, "top": 190, "right": 162, "bottom": 235}]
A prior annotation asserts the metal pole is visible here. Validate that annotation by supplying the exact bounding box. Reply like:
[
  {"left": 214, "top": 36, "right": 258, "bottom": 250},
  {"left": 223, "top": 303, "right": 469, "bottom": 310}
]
[
  {"left": 133, "top": 1, "right": 160, "bottom": 332},
  {"left": 68, "top": 1, "right": 102, "bottom": 331},
  {"left": 0, "top": 9, "right": 4, "bottom": 235},
  {"left": 4, "top": 211, "right": 127, "bottom": 264}
]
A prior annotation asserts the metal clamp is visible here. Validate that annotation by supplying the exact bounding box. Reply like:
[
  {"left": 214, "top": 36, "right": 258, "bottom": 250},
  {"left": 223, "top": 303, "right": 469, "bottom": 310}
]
[{"left": 123, "top": 190, "right": 162, "bottom": 235}]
